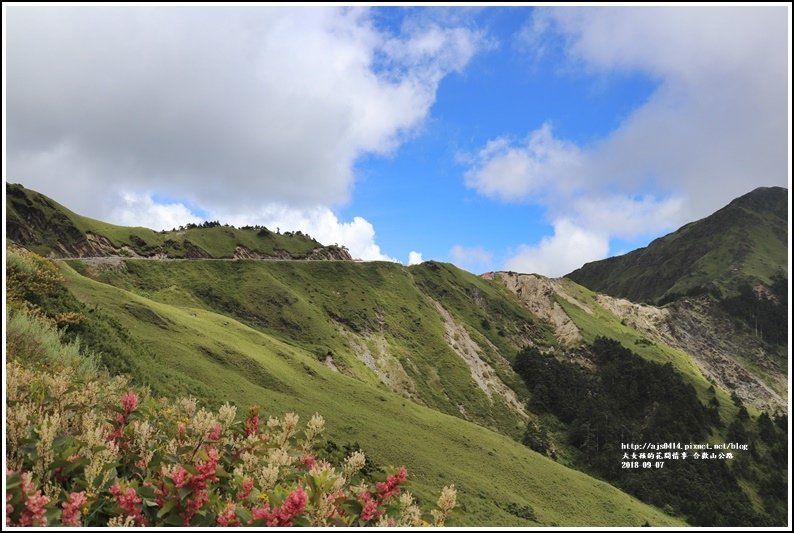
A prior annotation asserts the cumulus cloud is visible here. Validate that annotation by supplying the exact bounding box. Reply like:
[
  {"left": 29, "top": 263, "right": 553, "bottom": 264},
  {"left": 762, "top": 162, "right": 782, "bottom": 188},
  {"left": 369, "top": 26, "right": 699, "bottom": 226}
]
[
  {"left": 407, "top": 251, "right": 424, "bottom": 265},
  {"left": 217, "top": 203, "right": 396, "bottom": 261},
  {"left": 504, "top": 220, "right": 609, "bottom": 277},
  {"left": 464, "top": 123, "right": 584, "bottom": 202},
  {"left": 6, "top": 6, "right": 482, "bottom": 258},
  {"left": 450, "top": 245, "right": 493, "bottom": 273},
  {"left": 469, "top": 7, "right": 787, "bottom": 275},
  {"left": 111, "top": 193, "right": 202, "bottom": 231}
]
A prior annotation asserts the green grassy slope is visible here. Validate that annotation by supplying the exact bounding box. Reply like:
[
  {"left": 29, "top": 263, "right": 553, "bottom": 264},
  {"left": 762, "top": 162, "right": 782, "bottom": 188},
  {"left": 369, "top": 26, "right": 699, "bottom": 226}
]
[
  {"left": 566, "top": 186, "right": 788, "bottom": 304},
  {"left": 58, "top": 261, "right": 683, "bottom": 526},
  {"left": 67, "top": 259, "right": 551, "bottom": 439},
  {"left": 552, "top": 279, "right": 746, "bottom": 421},
  {"left": 6, "top": 183, "right": 346, "bottom": 259}
]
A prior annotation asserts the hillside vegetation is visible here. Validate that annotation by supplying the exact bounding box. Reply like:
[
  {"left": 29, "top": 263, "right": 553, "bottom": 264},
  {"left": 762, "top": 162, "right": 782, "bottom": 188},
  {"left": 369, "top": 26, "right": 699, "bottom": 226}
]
[
  {"left": 6, "top": 183, "right": 350, "bottom": 260},
  {"left": 6, "top": 313, "right": 456, "bottom": 526},
  {"left": 5, "top": 185, "right": 788, "bottom": 526},
  {"left": 5, "top": 245, "right": 682, "bottom": 526},
  {"left": 491, "top": 273, "right": 788, "bottom": 525}
]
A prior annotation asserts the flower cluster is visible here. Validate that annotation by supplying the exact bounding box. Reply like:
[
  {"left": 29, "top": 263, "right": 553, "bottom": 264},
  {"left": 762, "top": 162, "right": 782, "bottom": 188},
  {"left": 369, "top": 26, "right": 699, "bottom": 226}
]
[{"left": 5, "top": 357, "right": 457, "bottom": 527}]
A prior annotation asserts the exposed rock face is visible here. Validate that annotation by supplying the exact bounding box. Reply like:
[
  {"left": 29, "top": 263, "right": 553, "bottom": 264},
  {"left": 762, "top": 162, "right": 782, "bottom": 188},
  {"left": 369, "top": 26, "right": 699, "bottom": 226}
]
[
  {"left": 183, "top": 241, "right": 211, "bottom": 259},
  {"left": 665, "top": 298, "right": 787, "bottom": 413},
  {"left": 432, "top": 299, "right": 529, "bottom": 419},
  {"left": 495, "top": 272, "right": 582, "bottom": 345},
  {"left": 234, "top": 246, "right": 264, "bottom": 259},
  {"left": 305, "top": 246, "right": 353, "bottom": 261},
  {"left": 496, "top": 270, "right": 786, "bottom": 412},
  {"left": 594, "top": 294, "right": 670, "bottom": 339},
  {"left": 337, "top": 326, "right": 419, "bottom": 401},
  {"left": 593, "top": 292, "right": 786, "bottom": 412},
  {"left": 50, "top": 232, "right": 134, "bottom": 258}
]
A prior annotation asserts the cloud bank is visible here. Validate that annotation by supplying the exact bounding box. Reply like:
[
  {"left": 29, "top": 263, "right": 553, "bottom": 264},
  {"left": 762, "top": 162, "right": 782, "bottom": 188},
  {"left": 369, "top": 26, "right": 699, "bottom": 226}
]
[
  {"left": 7, "top": 6, "right": 482, "bottom": 259},
  {"left": 466, "top": 6, "right": 788, "bottom": 276}
]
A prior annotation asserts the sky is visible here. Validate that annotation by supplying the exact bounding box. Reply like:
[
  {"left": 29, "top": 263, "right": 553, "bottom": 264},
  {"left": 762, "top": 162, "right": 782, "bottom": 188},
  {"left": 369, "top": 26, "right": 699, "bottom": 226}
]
[{"left": 5, "top": 5, "right": 791, "bottom": 276}]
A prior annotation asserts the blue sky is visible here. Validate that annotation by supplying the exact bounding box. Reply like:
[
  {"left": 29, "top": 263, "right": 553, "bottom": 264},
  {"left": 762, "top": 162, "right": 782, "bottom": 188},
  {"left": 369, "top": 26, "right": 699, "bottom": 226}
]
[{"left": 6, "top": 6, "right": 789, "bottom": 275}]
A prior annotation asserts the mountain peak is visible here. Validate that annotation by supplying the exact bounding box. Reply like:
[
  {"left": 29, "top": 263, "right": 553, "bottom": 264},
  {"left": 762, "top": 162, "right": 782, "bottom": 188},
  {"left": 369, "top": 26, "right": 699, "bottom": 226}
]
[{"left": 566, "top": 186, "right": 788, "bottom": 305}]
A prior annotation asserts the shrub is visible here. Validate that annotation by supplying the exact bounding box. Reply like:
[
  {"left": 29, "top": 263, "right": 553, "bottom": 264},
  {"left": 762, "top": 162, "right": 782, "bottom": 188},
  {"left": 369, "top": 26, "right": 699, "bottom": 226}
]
[{"left": 5, "top": 359, "right": 456, "bottom": 527}]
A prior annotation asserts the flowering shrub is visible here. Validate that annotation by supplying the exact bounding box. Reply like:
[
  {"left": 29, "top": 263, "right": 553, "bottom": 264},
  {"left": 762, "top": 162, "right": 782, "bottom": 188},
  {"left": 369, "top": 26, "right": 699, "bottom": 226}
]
[{"left": 5, "top": 358, "right": 456, "bottom": 527}]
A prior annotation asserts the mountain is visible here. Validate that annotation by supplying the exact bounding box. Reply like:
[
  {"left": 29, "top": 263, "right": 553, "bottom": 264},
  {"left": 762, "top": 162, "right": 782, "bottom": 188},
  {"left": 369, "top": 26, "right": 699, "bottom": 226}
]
[
  {"left": 562, "top": 187, "right": 788, "bottom": 415},
  {"left": 566, "top": 186, "right": 788, "bottom": 305},
  {"left": 6, "top": 183, "right": 351, "bottom": 260},
  {"left": 5, "top": 185, "right": 788, "bottom": 526}
]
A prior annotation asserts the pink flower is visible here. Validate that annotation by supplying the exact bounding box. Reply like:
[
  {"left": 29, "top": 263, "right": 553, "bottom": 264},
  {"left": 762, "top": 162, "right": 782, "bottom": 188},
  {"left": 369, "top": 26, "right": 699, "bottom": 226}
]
[
  {"left": 20, "top": 472, "right": 34, "bottom": 494},
  {"left": 19, "top": 491, "right": 49, "bottom": 526},
  {"left": 375, "top": 465, "right": 407, "bottom": 501},
  {"left": 277, "top": 486, "right": 308, "bottom": 522},
  {"left": 110, "top": 483, "right": 146, "bottom": 525},
  {"left": 61, "top": 491, "right": 88, "bottom": 526},
  {"left": 236, "top": 478, "right": 254, "bottom": 502},
  {"left": 217, "top": 502, "right": 241, "bottom": 526},
  {"left": 7, "top": 492, "right": 15, "bottom": 527},
  {"left": 170, "top": 465, "right": 190, "bottom": 488},
  {"left": 121, "top": 391, "right": 139, "bottom": 413},
  {"left": 194, "top": 447, "right": 220, "bottom": 488},
  {"left": 181, "top": 489, "right": 209, "bottom": 525},
  {"left": 302, "top": 454, "right": 317, "bottom": 470},
  {"left": 250, "top": 487, "right": 307, "bottom": 526},
  {"left": 250, "top": 503, "right": 275, "bottom": 526},
  {"left": 208, "top": 424, "right": 222, "bottom": 441},
  {"left": 359, "top": 494, "right": 379, "bottom": 522},
  {"left": 177, "top": 422, "right": 187, "bottom": 435},
  {"left": 244, "top": 415, "right": 259, "bottom": 436}
]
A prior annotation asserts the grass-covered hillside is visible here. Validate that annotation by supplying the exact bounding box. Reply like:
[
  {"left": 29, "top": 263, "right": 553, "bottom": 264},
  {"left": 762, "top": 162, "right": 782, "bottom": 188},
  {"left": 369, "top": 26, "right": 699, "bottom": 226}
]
[
  {"left": 491, "top": 272, "right": 788, "bottom": 525},
  {"left": 6, "top": 183, "right": 350, "bottom": 260},
  {"left": 566, "top": 186, "right": 788, "bottom": 305},
  {"left": 5, "top": 245, "right": 684, "bottom": 526},
  {"left": 5, "top": 185, "right": 787, "bottom": 526},
  {"left": 69, "top": 258, "right": 550, "bottom": 438}
]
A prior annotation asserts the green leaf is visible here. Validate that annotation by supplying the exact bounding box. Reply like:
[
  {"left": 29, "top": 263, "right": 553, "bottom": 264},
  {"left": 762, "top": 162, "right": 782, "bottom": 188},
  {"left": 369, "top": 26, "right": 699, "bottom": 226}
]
[
  {"left": 306, "top": 475, "right": 320, "bottom": 505},
  {"left": 178, "top": 486, "right": 192, "bottom": 501},
  {"left": 137, "top": 485, "right": 156, "bottom": 500},
  {"left": 59, "top": 444, "right": 80, "bottom": 460},
  {"left": 157, "top": 499, "right": 176, "bottom": 518},
  {"left": 292, "top": 515, "right": 311, "bottom": 526},
  {"left": 163, "top": 513, "right": 184, "bottom": 526},
  {"left": 62, "top": 457, "right": 90, "bottom": 474},
  {"left": 234, "top": 506, "right": 252, "bottom": 524},
  {"left": 5, "top": 474, "right": 22, "bottom": 491},
  {"left": 343, "top": 500, "right": 363, "bottom": 517}
]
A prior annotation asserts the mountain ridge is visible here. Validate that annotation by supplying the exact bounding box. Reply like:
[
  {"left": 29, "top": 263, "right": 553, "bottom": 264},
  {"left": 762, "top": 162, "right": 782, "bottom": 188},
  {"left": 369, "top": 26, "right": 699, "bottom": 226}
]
[
  {"left": 6, "top": 182, "right": 352, "bottom": 261},
  {"left": 4, "top": 184, "right": 788, "bottom": 526},
  {"left": 566, "top": 186, "right": 788, "bottom": 305}
]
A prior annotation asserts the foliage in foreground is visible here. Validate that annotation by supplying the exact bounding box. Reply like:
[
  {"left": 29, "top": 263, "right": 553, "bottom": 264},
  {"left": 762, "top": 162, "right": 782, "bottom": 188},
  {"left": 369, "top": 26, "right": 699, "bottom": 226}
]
[{"left": 5, "top": 311, "right": 456, "bottom": 527}]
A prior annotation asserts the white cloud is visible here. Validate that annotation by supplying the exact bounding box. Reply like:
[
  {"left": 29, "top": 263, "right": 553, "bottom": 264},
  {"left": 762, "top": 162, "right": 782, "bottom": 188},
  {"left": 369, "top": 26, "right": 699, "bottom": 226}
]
[
  {"left": 219, "top": 204, "right": 395, "bottom": 262},
  {"left": 6, "top": 7, "right": 482, "bottom": 253},
  {"left": 464, "top": 123, "right": 584, "bottom": 202},
  {"left": 504, "top": 220, "right": 609, "bottom": 277},
  {"left": 570, "top": 194, "right": 685, "bottom": 239},
  {"left": 467, "top": 7, "right": 787, "bottom": 273},
  {"left": 450, "top": 244, "right": 493, "bottom": 273},
  {"left": 407, "top": 251, "right": 424, "bottom": 266},
  {"left": 111, "top": 193, "right": 202, "bottom": 231}
]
